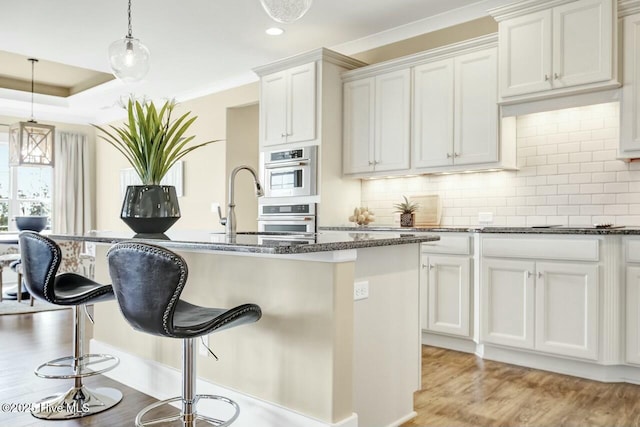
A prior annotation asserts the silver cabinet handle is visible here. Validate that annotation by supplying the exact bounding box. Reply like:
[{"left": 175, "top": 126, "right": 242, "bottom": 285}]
[
  {"left": 454, "top": 152, "right": 460, "bottom": 158},
  {"left": 281, "top": 132, "right": 287, "bottom": 138},
  {"left": 538, "top": 272, "right": 543, "bottom": 279},
  {"left": 446, "top": 153, "right": 452, "bottom": 158},
  {"left": 368, "top": 161, "right": 374, "bottom": 166},
  {"left": 554, "top": 73, "right": 560, "bottom": 80},
  {"left": 544, "top": 74, "right": 550, "bottom": 81},
  {"left": 527, "top": 271, "right": 532, "bottom": 278},
  {"left": 421, "top": 264, "right": 434, "bottom": 270}
]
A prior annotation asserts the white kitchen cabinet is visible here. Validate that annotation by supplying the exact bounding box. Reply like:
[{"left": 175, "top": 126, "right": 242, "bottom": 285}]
[
  {"left": 343, "top": 69, "right": 410, "bottom": 175},
  {"left": 260, "top": 62, "right": 316, "bottom": 147},
  {"left": 535, "top": 262, "right": 598, "bottom": 360},
  {"left": 413, "top": 47, "right": 498, "bottom": 170},
  {"left": 481, "top": 258, "right": 535, "bottom": 349},
  {"left": 492, "top": 0, "right": 615, "bottom": 101},
  {"left": 627, "top": 266, "right": 640, "bottom": 364},
  {"left": 481, "top": 236, "right": 600, "bottom": 360},
  {"left": 422, "top": 255, "right": 471, "bottom": 337},
  {"left": 620, "top": 12, "right": 640, "bottom": 158}
]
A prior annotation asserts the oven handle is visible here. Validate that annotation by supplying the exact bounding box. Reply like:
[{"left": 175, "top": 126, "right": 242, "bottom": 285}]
[
  {"left": 264, "top": 160, "right": 310, "bottom": 169},
  {"left": 258, "top": 216, "right": 315, "bottom": 222}
]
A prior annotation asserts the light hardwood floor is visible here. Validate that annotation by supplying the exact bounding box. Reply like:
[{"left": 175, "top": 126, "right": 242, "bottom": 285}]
[
  {"left": 403, "top": 346, "right": 640, "bottom": 427},
  {"left": 3, "top": 309, "right": 640, "bottom": 426}
]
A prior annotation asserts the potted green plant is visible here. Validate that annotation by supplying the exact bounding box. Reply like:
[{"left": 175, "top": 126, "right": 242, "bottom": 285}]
[
  {"left": 394, "top": 196, "right": 419, "bottom": 227},
  {"left": 93, "top": 99, "right": 218, "bottom": 234}
]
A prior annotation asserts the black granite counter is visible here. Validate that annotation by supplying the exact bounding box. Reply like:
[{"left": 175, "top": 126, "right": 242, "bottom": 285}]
[
  {"left": 48, "top": 230, "right": 440, "bottom": 255},
  {"left": 320, "top": 226, "right": 640, "bottom": 235}
]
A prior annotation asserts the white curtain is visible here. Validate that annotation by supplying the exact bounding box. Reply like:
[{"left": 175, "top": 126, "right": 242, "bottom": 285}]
[{"left": 53, "top": 132, "right": 93, "bottom": 234}]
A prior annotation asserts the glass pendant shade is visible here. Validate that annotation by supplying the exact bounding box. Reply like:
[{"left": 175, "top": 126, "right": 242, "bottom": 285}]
[
  {"left": 108, "top": 36, "right": 150, "bottom": 83},
  {"left": 8, "top": 121, "right": 55, "bottom": 166},
  {"left": 259, "top": 0, "right": 313, "bottom": 23}
]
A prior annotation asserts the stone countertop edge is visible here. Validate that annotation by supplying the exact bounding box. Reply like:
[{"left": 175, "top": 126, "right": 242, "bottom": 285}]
[
  {"left": 48, "top": 233, "right": 440, "bottom": 255},
  {"left": 320, "top": 226, "right": 640, "bottom": 235}
]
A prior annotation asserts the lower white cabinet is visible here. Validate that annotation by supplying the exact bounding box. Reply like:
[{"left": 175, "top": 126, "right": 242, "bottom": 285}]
[
  {"left": 421, "top": 255, "right": 471, "bottom": 337},
  {"left": 627, "top": 266, "right": 640, "bottom": 364},
  {"left": 482, "top": 257, "right": 599, "bottom": 360}
]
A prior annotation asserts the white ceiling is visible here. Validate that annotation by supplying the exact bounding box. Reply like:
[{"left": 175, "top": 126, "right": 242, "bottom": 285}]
[{"left": 0, "top": 0, "right": 509, "bottom": 124}]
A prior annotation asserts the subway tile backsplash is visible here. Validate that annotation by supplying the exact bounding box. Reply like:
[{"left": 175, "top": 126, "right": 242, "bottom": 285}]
[{"left": 361, "top": 102, "right": 640, "bottom": 227}]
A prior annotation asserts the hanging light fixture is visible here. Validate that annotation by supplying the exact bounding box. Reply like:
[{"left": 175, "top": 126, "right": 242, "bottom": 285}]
[
  {"left": 8, "top": 58, "right": 55, "bottom": 167},
  {"left": 108, "top": 0, "right": 150, "bottom": 83},
  {"left": 259, "top": 0, "right": 313, "bottom": 23}
]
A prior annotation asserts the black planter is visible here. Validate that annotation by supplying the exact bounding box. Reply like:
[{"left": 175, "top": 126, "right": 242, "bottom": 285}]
[
  {"left": 15, "top": 216, "right": 48, "bottom": 232},
  {"left": 120, "top": 185, "right": 181, "bottom": 234}
]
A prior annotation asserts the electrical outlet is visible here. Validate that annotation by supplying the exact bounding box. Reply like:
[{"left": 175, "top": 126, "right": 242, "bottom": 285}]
[
  {"left": 354, "top": 281, "right": 369, "bottom": 301},
  {"left": 199, "top": 334, "right": 209, "bottom": 357},
  {"left": 478, "top": 212, "right": 494, "bottom": 224}
]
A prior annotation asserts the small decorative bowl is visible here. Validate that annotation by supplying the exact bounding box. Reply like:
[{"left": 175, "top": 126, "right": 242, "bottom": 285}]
[{"left": 15, "top": 216, "right": 48, "bottom": 232}]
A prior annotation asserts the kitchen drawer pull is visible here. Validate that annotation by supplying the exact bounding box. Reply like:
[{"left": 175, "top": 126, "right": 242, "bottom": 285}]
[
  {"left": 446, "top": 153, "right": 452, "bottom": 159},
  {"left": 544, "top": 74, "right": 550, "bottom": 81},
  {"left": 538, "top": 272, "right": 543, "bottom": 279},
  {"left": 527, "top": 271, "right": 532, "bottom": 278},
  {"left": 421, "top": 264, "right": 434, "bottom": 270},
  {"left": 454, "top": 152, "right": 460, "bottom": 158},
  {"left": 554, "top": 73, "right": 560, "bottom": 80}
]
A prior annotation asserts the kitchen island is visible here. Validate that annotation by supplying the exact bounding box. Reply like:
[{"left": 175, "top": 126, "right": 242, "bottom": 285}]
[{"left": 50, "top": 230, "right": 439, "bottom": 427}]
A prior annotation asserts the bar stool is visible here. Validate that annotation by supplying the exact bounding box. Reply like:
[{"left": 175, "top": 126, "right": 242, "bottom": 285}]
[
  {"left": 107, "top": 241, "right": 262, "bottom": 427},
  {"left": 19, "top": 231, "right": 123, "bottom": 419}
]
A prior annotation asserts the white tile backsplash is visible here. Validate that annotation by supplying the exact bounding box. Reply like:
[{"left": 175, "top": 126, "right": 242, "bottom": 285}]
[{"left": 360, "top": 102, "right": 640, "bottom": 227}]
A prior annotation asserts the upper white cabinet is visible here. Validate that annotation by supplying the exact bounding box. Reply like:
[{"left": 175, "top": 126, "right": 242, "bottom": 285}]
[
  {"left": 343, "top": 69, "right": 411, "bottom": 174},
  {"left": 490, "top": 0, "right": 617, "bottom": 103},
  {"left": 413, "top": 47, "right": 499, "bottom": 170},
  {"left": 260, "top": 62, "right": 316, "bottom": 147},
  {"left": 619, "top": 6, "right": 640, "bottom": 159},
  {"left": 343, "top": 34, "right": 515, "bottom": 178}
]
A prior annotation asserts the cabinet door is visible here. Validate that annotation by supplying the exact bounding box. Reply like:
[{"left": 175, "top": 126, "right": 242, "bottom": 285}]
[
  {"left": 374, "top": 69, "right": 411, "bottom": 173},
  {"left": 481, "top": 258, "right": 535, "bottom": 349},
  {"left": 620, "top": 14, "right": 640, "bottom": 156},
  {"left": 627, "top": 266, "right": 640, "bottom": 364},
  {"left": 425, "top": 255, "right": 471, "bottom": 337},
  {"left": 552, "top": 0, "right": 613, "bottom": 89},
  {"left": 412, "top": 59, "right": 454, "bottom": 169},
  {"left": 499, "top": 9, "right": 553, "bottom": 97},
  {"left": 453, "top": 48, "right": 498, "bottom": 166},
  {"left": 343, "top": 78, "right": 375, "bottom": 174},
  {"left": 261, "top": 71, "right": 288, "bottom": 147},
  {"left": 535, "top": 262, "right": 598, "bottom": 360},
  {"left": 287, "top": 62, "right": 316, "bottom": 144}
]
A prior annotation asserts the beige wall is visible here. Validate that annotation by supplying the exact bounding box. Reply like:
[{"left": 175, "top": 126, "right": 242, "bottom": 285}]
[
  {"left": 94, "top": 82, "right": 259, "bottom": 231},
  {"left": 353, "top": 16, "right": 497, "bottom": 64}
]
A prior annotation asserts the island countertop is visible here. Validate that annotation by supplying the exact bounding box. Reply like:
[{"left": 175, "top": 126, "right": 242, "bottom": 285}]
[{"left": 48, "top": 229, "right": 440, "bottom": 254}]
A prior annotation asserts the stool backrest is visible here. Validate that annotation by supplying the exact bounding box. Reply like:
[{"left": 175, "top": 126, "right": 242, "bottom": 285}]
[
  {"left": 107, "top": 242, "right": 188, "bottom": 337},
  {"left": 18, "top": 231, "right": 61, "bottom": 303}
]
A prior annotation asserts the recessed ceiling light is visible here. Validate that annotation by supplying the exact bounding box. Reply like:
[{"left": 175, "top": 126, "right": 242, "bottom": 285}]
[{"left": 266, "top": 27, "right": 284, "bottom": 36}]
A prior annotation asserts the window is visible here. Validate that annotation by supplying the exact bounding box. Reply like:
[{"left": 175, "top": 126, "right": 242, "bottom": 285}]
[{"left": 0, "top": 132, "right": 52, "bottom": 231}]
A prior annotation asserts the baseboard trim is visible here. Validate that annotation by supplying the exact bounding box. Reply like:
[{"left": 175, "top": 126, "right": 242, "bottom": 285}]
[
  {"left": 91, "top": 339, "right": 358, "bottom": 427},
  {"left": 422, "top": 332, "right": 476, "bottom": 354},
  {"left": 387, "top": 411, "right": 417, "bottom": 427}
]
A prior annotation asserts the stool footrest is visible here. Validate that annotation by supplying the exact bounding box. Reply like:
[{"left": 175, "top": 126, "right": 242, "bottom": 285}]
[
  {"left": 136, "top": 394, "right": 240, "bottom": 427},
  {"left": 31, "top": 384, "right": 122, "bottom": 420},
  {"left": 35, "top": 353, "right": 119, "bottom": 379}
]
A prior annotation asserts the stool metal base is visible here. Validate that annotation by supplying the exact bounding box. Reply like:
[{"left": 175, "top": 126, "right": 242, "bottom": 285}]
[
  {"left": 35, "top": 353, "right": 120, "bottom": 379},
  {"left": 136, "top": 394, "right": 239, "bottom": 427},
  {"left": 31, "top": 384, "right": 123, "bottom": 420}
]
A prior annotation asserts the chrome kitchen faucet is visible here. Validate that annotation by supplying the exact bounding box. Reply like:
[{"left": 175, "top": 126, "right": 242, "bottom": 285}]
[{"left": 218, "top": 165, "right": 264, "bottom": 236}]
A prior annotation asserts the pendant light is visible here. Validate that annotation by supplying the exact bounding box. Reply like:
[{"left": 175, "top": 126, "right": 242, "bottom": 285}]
[
  {"left": 8, "top": 58, "right": 55, "bottom": 167},
  {"left": 259, "top": 0, "right": 313, "bottom": 23},
  {"left": 108, "top": 0, "right": 150, "bottom": 83}
]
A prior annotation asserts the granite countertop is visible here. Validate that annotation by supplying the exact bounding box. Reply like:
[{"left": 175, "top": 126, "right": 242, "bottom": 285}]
[
  {"left": 48, "top": 230, "right": 439, "bottom": 255},
  {"left": 320, "top": 225, "right": 640, "bottom": 235}
]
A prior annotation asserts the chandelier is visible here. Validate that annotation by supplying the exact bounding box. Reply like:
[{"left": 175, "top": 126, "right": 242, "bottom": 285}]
[
  {"left": 108, "top": 0, "right": 150, "bottom": 83},
  {"left": 259, "top": 0, "right": 313, "bottom": 23},
  {"left": 8, "top": 58, "right": 55, "bottom": 167}
]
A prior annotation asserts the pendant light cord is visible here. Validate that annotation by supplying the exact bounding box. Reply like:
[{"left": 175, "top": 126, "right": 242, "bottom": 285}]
[
  {"left": 28, "top": 58, "right": 38, "bottom": 123},
  {"left": 127, "top": 0, "right": 133, "bottom": 38}
]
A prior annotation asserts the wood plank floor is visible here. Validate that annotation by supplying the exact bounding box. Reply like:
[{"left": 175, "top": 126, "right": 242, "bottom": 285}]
[
  {"left": 403, "top": 346, "right": 640, "bottom": 427},
  {"left": 4, "top": 310, "right": 640, "bottom": 426}
]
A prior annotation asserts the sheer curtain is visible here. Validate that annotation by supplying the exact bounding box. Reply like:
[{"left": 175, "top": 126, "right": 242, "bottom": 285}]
[{"left": 53, "top": 132, "right": 93, "bottom": 234}]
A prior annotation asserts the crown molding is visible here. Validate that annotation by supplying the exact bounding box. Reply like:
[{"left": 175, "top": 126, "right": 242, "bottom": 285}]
[
  {"left": 489, "top": 0, "right": 577, "bottom": 21},
  {"left": 619, "top": 0, "right": 640, "bottom": 16},
  {"left": 252, "top": 48, "right": 367, "bottom": 77}
]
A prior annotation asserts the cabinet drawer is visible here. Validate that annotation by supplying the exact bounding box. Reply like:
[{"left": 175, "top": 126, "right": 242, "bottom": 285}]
[
  {"left": 482, "top": 237, "right": 599, "bottom": 261},
  {"left": 626, "top": 239, "right": 640, "bottom": 263},
  {"left": 422, "top": 235, "right": 471, "bottom": 255}
]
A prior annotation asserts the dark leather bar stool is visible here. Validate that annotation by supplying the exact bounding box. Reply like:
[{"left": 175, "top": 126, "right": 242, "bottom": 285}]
[
  {"left": 19, "top": 231, "right": 122, "bottom": 419},
  {"left": 107, "top": 241, "right": 262, "bottom": 427}
]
